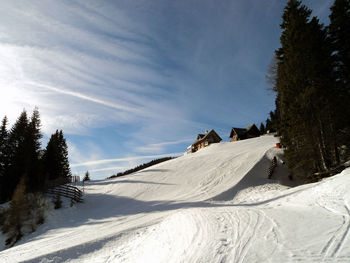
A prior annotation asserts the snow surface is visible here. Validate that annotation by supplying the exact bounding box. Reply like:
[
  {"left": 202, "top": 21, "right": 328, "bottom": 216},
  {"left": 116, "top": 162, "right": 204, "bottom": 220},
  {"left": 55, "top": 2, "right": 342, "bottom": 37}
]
[{"left": 1, "top": 135, "right": 350, "bottom": 262}]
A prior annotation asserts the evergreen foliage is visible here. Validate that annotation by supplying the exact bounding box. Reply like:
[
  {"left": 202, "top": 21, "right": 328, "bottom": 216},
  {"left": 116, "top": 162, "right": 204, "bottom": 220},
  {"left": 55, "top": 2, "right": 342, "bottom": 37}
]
[
  {"left": 0, "top": 116, "right": 9, "bottom": 201},
  {"left": 259, "top": 122, "right": 265, "bottom": 135},
  {"left": 83, "top": 171, "right": 90, "bottom": 181},
  {"left": 268, "top": 110, "right": 279, "bottom": 133},
  {"left": 42, "top": 130, "right": 71, "bottom": 182},
  {"left": 262, "top": 111, "right": 279, "bottom": 134},
  {"left": 329, "top": 0, "right": 350, "bottom": 88},
  {"left": 0, "top": 108, "right": 71, "bottom": 246},
  {"left": 328, "top": 0, "right": 350, "bottom": 159},
  {"left": 271, "top": 0, "right": 350, "bottom": 181},
  {"left": 0, "top": 109, "right": 71, "bottom": 203},
  {"left": 5, "top": 110, "right": 29, "bottom": 202},
  {"left": 108, "top": 157, "right": 174, "bottom": 179},
  {"left": 26, "top": 108, "right": 44, "bottom": 192}
]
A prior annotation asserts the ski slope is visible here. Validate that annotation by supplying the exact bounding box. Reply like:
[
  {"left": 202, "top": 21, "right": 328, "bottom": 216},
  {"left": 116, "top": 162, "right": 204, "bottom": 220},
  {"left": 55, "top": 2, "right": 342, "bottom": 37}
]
[{"left": 1, "top": 135, "right": 350, "bottom": 262}]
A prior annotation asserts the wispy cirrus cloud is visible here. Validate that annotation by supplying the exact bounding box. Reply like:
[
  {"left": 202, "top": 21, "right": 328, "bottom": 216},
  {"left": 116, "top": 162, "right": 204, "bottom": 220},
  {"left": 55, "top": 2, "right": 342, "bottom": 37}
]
[
  {"left": 88, "top": 166, "right": 128, "bottom": 173},
  {"left": 0, "top": 0, "right": 181, "bottom": 130},
  {"left": 0, "top": 0, "right": 334, "bottom": 179},
  {"left": 135, "top": 138, "right": 193, "bottom": 154},
  {"left": 24, "top": 81, "right": 143, "bottom": 114}
]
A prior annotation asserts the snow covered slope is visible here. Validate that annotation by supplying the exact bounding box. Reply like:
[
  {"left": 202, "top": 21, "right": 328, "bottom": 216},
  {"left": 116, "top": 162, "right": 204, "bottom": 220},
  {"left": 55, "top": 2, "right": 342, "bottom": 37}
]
[{"left": 1, "top": 135, "right": 350, "bottom": 262}]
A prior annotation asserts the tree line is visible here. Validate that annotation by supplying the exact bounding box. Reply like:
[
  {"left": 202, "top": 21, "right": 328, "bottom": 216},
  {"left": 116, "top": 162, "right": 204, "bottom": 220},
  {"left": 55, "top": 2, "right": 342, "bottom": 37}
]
[
  {"left": 108, "top": 157, "right": 174, "bottom": 179},
  {"left": 268, "top": 0, "right": 350, "bottom": 181},
  {"left": 259, "top": 109, "right": 279, "bottom": 135},
  {"left": 0, "top": 108, "right": 71, "bottom": 203}
]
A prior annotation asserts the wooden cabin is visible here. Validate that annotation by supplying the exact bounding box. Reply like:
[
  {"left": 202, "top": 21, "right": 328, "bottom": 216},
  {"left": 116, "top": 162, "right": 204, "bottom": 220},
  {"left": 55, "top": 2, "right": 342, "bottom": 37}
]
[
  {"left": 191, "top": 130, "right": 222, "bottom": 153},
  {"left": 229, "top": 124, "right": 260, "bottom": 142}
]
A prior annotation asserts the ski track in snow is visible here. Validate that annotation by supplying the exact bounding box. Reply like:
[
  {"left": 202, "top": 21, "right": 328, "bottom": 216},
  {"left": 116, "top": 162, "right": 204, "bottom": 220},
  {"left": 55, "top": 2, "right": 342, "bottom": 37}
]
[
  {"left": 320, "top": 202, "right": 350, "bottom": 261},
  {"left": 1, "top": 135, "right": 350, "bottom": 262}
]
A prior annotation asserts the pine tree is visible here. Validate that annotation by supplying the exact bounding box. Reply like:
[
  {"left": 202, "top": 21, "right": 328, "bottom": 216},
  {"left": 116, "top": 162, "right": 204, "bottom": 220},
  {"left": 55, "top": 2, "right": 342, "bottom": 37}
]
[
  {"left": 265, "top": 118, "right": 272, "bottom": 133},
  {"left": 269, "top": 110, "right": 279, "bottom": 133},
  {"left": 42, "top": 130, "right": 71, "bottom": 183},
  {"left": 26, "top": 108, "right": 44, "bottom": 192},
  {"left": 328, "top": 0, "right": 350, "bottom": 161},
  {"left": 259, "top": 122, "right": 265, "bottom": 135},
  {"left": 4, "top": 111, "right": 29, "bottom": 201},
  {"left": 0, "top": 116, "right": 8, "bottom": 172},
  {"left": 83, "top": 171, "right": 90, "bottom": 181},
  {"left": 57, "top": 130, "right": 71, "bottom": 180},
  {"left": 275, "top": 1, "right": 318, "bottom": 176},
  {"left": 329, "top": 0, "right": 350, "bottom": 88},
  {"left": 1, "top": 110, "right": 45, "bottom": 201},
  {"left": 275, "top": 0, "right": 339, "bottom": 180},
  {"left": 42, "top": 131, "right": 59, "bottom": 181},
  {"left": 0, "top": 117, "right": 9, "bottom": 202},
  {"left": 264, "top": 111, "right": 278, "bottom": 134},
  {"left": 273, "top": 95, "right": 281, "bottom": 135}
]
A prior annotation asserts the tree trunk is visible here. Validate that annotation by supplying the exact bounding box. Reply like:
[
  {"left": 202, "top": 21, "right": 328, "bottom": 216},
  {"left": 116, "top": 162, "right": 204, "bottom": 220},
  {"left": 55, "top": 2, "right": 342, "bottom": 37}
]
[{"left": 317, "top": 141, "right": 328, "bottom": 171}]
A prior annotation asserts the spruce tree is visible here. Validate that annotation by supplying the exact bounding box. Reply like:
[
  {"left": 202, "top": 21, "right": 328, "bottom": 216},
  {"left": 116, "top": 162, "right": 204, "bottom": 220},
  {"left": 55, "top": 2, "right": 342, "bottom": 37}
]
[
  {"left": 26, "top": 108, "right": 44, "bottom": 192},
  {"left": 42, "top": 131, "right": 58, "bottom": 181},
  {"left": 83, "top": 171, "right": 90, "bottom": 182},
  {"left": 0, "top": 108, "right": 72, "bottom": 203},
  {"left": 0, "top": 116, "right": 8, "bottom": 171},
  {"left": 269, "top": 110, "right": 279, "bottom": 133},
  {"left": 42, "top": 130, "right": 71, "bottom": 183},
  {"left": 265, "top": 118, "right": 272, "bottom": 133},
  {"left": 58, "top": 130, "right": 71, "bottom": 180},
  {"left": 273, "top": 95, "right": 281, "bottom": 135},
  {"left": 1, "top": 110, "right": 44, "bottom": 201},
  {"left": 275, "top": 0, "right": 339, "bottom": 180},
  {"left": 259, "top": 122, "right": 265, "bottom": 135},
  {"left": 275, "top": 0, "right": 318, "bottom": 176},
  {"left": 329, "top": 0, "right": 350, "bottom": 88},
  {"left": 5, "top": 111, "right": 29, "bottom": 201},
  {"left": 328, "top": 0, "right": 350, "bottom": 161},
  {"left": 0, "top": 117, "right": 9, "bottom": 202}
]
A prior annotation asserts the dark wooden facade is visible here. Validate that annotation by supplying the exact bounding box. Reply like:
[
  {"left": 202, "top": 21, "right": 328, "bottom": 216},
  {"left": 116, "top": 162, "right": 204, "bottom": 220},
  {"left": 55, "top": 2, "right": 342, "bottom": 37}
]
[
  {"left": 191, "top": 130, "right": 222, "bottom": 152},
  {"left": 229, "top": 124, "right": 260, "bottom": 142}
]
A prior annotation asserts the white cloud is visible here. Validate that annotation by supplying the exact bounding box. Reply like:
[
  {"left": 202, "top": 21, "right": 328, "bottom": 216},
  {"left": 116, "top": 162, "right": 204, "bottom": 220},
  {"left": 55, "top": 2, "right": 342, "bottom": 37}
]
[
  {"left": 135, "top": 138, "right": 193, "bottom": 153},
  {"left": 88, "top": 166, "right": 128, "bottom": 173},
  {"left": 0, "top": 0, "right": 299, "bottom": 181},
  {"left": 0, "top": 1, "right": 182, "bottom": 133},
  {"left": 25, "top": 81, "right": 142, "bottom": 114}
]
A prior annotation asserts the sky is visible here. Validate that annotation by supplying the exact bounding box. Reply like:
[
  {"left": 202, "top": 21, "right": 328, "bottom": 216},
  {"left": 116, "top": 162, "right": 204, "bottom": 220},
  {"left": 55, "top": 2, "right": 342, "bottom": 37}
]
[{"left": 0, "top": 0, "right": 334, "bottom": 179}]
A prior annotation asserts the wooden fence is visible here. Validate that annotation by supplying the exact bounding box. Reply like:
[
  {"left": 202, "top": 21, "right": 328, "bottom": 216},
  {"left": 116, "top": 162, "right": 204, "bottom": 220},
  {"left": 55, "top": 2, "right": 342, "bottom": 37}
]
[
  {"left": 47, "top": 184, "right": 83, "bottom": 203},
  {"left": 268, "top": 156, "right": 277, "bottom": 179}
]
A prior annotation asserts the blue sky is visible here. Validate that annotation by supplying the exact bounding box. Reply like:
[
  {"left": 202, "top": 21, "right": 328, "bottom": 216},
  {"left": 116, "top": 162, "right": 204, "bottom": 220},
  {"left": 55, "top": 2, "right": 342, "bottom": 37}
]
[{"left": 0, "top": 0, "right": 333, "bottom": 179}]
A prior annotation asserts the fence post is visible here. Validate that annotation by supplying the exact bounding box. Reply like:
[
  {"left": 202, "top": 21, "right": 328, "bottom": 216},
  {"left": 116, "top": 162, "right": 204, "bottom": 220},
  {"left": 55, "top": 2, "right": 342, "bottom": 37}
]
[{"left": 268, "top": 156, "right": 277, "bottom": 179}]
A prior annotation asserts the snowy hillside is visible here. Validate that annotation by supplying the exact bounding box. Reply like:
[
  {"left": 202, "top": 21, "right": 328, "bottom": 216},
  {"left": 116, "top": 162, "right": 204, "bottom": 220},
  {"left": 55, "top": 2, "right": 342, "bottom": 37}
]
[{"left": 1, "top": 135, "right": 350, "bottom": 262}]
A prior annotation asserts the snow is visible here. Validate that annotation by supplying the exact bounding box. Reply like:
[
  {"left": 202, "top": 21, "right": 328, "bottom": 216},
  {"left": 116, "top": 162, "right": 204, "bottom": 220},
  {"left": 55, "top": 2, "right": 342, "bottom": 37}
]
[{"left": 1, "top": 135, "right": 350, "bottom": 262}]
